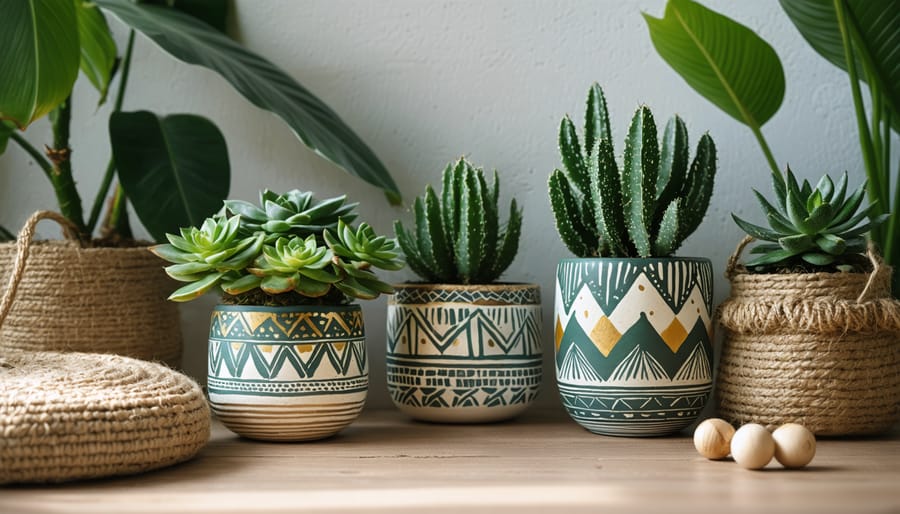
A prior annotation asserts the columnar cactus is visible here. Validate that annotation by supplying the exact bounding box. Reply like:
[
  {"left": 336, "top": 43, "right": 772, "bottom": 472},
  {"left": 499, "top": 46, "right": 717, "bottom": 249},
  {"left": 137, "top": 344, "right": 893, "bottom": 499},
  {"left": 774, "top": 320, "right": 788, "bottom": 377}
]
[
  {"left": 395, "top": 157, "right": 522, "bottom": 284},
  {"left": 549, "top": 83, "right": 717, "bottom": 258}
]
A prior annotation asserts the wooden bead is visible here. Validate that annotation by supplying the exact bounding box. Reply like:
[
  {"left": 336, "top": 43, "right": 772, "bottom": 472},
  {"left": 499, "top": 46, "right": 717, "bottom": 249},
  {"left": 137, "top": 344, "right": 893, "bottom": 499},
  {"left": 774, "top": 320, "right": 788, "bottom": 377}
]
[
  {"left": 773, "top": 423, "right": 816, "bottom": 468},
  {"left": 693, "top": 418, "right": 735, "bottom": 460},
  {"left": 731, "top": 424, "right": 775, "bottom": 470}
]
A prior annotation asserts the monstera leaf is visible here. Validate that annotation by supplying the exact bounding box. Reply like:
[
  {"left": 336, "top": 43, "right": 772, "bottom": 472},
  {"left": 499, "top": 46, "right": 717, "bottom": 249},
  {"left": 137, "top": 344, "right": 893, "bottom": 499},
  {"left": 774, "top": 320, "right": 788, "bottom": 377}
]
[
  {"left": 780, "top": 0, "right": 900, "bottom": 131},
  {"left": 110, "top": 111, "right": 230, "bottom": 242},
  {"left": 643, "top": 0, "right": 785, "bottom": 130},
  {"left": 0, "top": 0, "right": 80, "bottom": 128},
  {"left": 96, "top": 0, "right": 402, "bottom": 204}
]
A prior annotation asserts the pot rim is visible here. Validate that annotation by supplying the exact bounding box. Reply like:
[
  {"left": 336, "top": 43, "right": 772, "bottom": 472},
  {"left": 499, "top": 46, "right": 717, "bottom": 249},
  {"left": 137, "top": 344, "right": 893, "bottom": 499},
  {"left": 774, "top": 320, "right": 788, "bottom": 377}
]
[
  {"left": 557, "top": 256, "right": 711, "bottom": 265},
  {"left": 213, "top": 303, "right": 361, "bottom": 312},
  {"left": 391, "top": 282, "right": 540, "bottom": 292}
]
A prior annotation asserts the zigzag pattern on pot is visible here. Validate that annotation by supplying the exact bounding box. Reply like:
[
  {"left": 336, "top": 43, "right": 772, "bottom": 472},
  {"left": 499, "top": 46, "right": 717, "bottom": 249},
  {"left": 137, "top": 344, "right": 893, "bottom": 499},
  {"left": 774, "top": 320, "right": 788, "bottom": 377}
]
[
  {"left": 393, "top": 287, "right": 541, "bottom": 306},
  {"left": 555, "top": 269, "right": 712, "bottom": 363},
  {"left": 210, "top": 309, "right": 364, "bottom": 341},
  {"left": 387, "top": 365, "right": 542, "bottom": 408},
  {"left": 209, "top": 340, "right": 367, "bottom": 380},
  {"left": 387, "top": 304, "right": 542, "bottom": 358},
  {"left": 557, "top": 260, "right": 713, "bottom": 315}
]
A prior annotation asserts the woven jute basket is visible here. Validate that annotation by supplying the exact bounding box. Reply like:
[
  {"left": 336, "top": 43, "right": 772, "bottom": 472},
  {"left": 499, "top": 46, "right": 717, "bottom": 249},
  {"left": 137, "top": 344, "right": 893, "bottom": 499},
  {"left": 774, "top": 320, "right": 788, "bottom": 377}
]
[
  {"left": 0, "top": 211, "right": 182, "bottom": 365},
  {"left": 717, "top": 237, "right": 900, "bottom": 436},
  {"left": 0, "top": 351, "right": 210, "bottom": 484}
]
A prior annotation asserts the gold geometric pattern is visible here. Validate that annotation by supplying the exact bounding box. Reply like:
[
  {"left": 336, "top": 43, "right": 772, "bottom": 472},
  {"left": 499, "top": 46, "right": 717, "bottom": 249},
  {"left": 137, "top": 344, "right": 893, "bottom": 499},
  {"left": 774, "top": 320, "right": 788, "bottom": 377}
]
[
  {"left": 660, "top": 318, "right": 688, "bottom": 352},
  {"left": 555, "top": 317, "right": 564, "bottom": 351},
  {"left": 589, "top": 315, "right": 621, "bottom": 357}
]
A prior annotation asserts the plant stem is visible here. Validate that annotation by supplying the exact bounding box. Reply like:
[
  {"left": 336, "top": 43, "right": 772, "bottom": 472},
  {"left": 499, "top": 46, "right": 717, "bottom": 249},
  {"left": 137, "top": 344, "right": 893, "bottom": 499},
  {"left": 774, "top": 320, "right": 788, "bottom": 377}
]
[
  {"left": 749, "top": 124, "right": 782, "bottom": 184},
  {"left": 9, "top": 132, "right": 54, "bottom": 180},
  {"left": 833, "top": 0, "right": 881, "bottom": 209},
  {"left": 89, "top": 30, "right": 136, "bottom": 235},
  {"left": 48, "top": 98, "right": 87, "bottom": 236}
]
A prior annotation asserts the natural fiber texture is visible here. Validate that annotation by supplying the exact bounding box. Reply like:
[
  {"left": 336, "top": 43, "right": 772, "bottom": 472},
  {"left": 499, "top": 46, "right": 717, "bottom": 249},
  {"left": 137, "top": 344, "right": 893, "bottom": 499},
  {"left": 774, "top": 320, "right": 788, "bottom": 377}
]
[
  {"left": 0, "top": 351, "right": 210, "bottom": 484},
  {"left": 717, "top": 237, "right": 900, "bottom": 436},
  {"left": 0, "top": 211, "right": 182, "bottom": 365}
]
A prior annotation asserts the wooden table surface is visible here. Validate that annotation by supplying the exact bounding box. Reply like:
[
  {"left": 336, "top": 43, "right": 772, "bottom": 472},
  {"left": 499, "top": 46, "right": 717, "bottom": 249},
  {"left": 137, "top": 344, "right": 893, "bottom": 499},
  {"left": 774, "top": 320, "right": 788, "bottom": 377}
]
[{"left": 2, "top": 409, "right": 899, "bottom": 514}]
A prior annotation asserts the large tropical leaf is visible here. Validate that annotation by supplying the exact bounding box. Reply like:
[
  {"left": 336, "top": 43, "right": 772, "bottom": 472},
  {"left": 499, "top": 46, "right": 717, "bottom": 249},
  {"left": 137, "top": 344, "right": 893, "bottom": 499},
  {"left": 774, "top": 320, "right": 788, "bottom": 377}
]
[
  {"left": 0, "top": 0, "right": 80, "bottom": 128},
  {"left": 779, "top": 0, "right": 900, "bottom": 130},
  {"left": 76, "top": 0, "right": 117, "bottom": 105},
  {"left": 145, "top": 0, "right": 229, "bottom": 32},
  {"left": 643, "top": 0, "right": 785, "bottom": 130},
  {"left": 110, "top": 111, "right": 230, "bottom": 242},
  {"left": 96, "top": 0, "right": 402, "bottom": 204}
]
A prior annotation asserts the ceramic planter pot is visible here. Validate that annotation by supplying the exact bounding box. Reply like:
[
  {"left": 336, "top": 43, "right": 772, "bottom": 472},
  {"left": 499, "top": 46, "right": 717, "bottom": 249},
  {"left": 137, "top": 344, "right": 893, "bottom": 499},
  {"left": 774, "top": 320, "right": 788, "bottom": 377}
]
[
  {"left": 386, "top": 283, "right": 542, "bottom": 423},
  {"left": 554, "top": 258, "right": 713, "bottom": 436},
  {"left": 207, "top": 304, "right": 367, "bottom": 441}
]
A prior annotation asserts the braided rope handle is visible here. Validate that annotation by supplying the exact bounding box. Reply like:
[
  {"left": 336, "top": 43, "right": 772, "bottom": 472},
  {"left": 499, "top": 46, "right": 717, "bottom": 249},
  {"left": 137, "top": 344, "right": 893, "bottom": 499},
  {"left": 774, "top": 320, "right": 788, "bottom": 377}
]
[
  {"left": 0, "top": 211, "right": 83, "bottom": 328},
  {"left": 725, "top": 235, "right": 888, "bottom": 304}
]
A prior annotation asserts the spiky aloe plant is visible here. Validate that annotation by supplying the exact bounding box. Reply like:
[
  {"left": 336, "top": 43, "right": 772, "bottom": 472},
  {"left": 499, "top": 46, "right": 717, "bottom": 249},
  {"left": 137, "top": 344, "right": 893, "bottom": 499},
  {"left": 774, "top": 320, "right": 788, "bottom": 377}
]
[
  {"left": 549, "top": 83, "right": 716, "bottom": 258},
  {"left": 394, "top": 157, "right": 522, "bottom": 284},
  {"left": 732, "top": 168, "right": 888, "bottom": 270},
  {"left": 224, "top": 189, "right": 358, "bottom": 241},
  {"left": 151, "top": 191, "right": 403, "bottom": 304}
]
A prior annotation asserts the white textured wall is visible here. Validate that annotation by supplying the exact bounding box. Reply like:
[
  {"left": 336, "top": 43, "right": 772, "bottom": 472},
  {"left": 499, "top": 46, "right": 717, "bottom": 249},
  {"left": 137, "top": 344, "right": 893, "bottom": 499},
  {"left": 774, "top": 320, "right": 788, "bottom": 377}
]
[{"left": 0, "top": 1, "right": 875, "bottom": 408}]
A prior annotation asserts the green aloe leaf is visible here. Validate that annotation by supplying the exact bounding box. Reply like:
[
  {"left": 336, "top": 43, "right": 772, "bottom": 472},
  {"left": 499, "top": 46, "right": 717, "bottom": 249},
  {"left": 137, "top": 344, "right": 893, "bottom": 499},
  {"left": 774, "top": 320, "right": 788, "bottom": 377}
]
[
  {"left": 110, "top": 111, "right": 230, "bottom": 243},
  {"left": 745, "top": 247, "right": 805, "bottom": 267},
  {"left": 96, "top": 0, "right": 401, "bottom": 204},
  {"left": 76, "top": 0, "right": 117, "bottom": 105},
  {"left": 802, "top": 252, "right": 836, "bottom": 266},
  {"left": 816, "top": 233, "right": 847, "bottom": 255},
  {"left": 0, "top": 0, "right": 80, "bottom": 128},
  {"left": 0, "top": 225, "right": 15, "bottom": 242},
  {"left": 778, "top": 233, "right": 815, "bottom": 253},
  {"left": 732, "top": 214, "right": 783, "bottom": 242},
  {"left": 780, "top": 0, "right": 900, "bottom": 129},
  {"left": 643, "top": 0, "right": 785, "bottom": 129}
]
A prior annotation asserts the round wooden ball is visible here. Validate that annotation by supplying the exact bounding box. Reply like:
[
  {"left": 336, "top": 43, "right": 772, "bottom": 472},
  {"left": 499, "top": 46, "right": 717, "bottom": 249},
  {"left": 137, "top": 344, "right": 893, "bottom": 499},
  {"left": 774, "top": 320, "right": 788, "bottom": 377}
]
[
  {"left": 772, "top": 423, "right": 816, "bottom": 468},
  {"left": 731, "top": 424, "right": 775, "bottom": 470},
  {"left": 693, "top": 418, "right": 735, "bottom": 460}
]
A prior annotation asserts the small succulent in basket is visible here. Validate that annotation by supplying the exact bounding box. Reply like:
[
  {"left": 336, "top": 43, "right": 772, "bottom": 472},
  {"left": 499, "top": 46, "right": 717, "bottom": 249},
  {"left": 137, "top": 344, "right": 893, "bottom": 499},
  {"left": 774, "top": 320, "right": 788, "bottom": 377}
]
[
  {"left": 549, "top": 83, "right": 716, "bottom": 257},
  {"left": 394, "top": 157, "right": 522, "bottom": 284},
  {"left": 731, "top": 168, "right": 889, "bottom": 273},
  {"left": 150, "top": 189, "right": 403, "bottom": 305}
]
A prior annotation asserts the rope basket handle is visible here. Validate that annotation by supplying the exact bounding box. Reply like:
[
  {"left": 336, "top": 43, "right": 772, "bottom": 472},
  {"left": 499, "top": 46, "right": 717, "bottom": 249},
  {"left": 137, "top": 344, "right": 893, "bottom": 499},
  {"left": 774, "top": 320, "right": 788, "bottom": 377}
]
[
  {"left": 725, "top": 235, "right": 888, "bottom": 304},
  {"left": 0, "top": 211, "right": 84, "bottom": 329}
]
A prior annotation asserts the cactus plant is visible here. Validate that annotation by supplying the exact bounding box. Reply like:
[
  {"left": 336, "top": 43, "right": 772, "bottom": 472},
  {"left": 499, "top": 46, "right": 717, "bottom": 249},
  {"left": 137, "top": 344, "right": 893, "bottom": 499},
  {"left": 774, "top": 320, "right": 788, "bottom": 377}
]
[
  {"left": 151, "top": 190, "right": 403, "bottom": 304},
  {"left": 732, "top": 168, "right": 888, "bottom": 270},
  {"left": 549, "top": 83, "right": 716, "bottom": 258},
  {"left": 394, "top": 158, "right": 522, "bottom": 284}
]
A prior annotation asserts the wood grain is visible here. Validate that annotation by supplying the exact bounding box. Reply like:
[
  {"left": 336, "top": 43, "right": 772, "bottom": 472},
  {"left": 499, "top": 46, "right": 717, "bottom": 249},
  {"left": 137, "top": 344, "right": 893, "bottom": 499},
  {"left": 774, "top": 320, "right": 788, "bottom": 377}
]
[{"left": 2, "top": 408, "right": 898, "bottom": 513}]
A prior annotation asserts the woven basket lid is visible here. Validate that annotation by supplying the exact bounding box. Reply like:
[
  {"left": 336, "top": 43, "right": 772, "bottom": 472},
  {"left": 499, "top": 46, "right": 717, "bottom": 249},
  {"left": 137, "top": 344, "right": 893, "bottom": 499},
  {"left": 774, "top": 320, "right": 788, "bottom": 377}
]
[{"left": 0, "top": 351, "right": 210, "bottom": 484}]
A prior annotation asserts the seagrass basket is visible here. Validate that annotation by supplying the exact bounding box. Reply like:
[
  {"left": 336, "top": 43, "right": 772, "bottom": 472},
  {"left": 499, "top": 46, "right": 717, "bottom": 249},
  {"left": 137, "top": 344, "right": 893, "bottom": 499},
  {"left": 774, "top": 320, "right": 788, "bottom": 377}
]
[
  {"left": 716, "top": 237, "right": 900, "bottom": 436},
  {"left": 0, "top": 211, "right": 182, "bottom": 365}
]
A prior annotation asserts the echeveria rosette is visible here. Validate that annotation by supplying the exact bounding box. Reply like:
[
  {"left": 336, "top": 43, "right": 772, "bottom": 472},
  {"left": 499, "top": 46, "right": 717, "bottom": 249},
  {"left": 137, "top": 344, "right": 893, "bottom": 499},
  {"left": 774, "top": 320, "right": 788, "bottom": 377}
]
[
  {"left": 241, "top": 235, "right": 340, "bottom": 297},
  {"left": 224, "top": 189, "right": 358, "bottom": 240},
  {"left": 732, "top": 168, "right": 889, "bottom": 270},
  {"left": 325, "top": 220, "right": 404, "bottom": 299},
  {"left": 149, "top": 215, "right": 264, "bottom": 301}
]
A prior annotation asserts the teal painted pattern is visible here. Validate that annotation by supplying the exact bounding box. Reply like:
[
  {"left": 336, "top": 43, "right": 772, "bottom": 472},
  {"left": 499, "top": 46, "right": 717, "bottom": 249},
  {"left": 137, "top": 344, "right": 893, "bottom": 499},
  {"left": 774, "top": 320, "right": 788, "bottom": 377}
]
[
  {"left": 554, "top": 258, "right": 713, "bottom": 436},
  {"left": 387, "top": 285, "right": 542, "bottom": 417},
  {"left": 208, "top": 305, "right": 367, "bottom": 398}
]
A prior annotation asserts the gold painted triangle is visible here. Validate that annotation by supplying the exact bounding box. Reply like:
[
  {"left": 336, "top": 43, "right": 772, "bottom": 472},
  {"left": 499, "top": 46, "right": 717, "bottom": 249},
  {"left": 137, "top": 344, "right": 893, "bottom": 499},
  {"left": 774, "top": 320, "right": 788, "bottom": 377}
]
[
  {"left": 590, "top": 315, "right": 621, "bottom": 357},
  {"left": 241, "top": 311, "right": 277, "bottom": 334},
  {"left": 555, "top": 317, "right": 564, "bottom": 351},
  {"left": 661, "top": 317, "right": 688, "bottom": 352}
]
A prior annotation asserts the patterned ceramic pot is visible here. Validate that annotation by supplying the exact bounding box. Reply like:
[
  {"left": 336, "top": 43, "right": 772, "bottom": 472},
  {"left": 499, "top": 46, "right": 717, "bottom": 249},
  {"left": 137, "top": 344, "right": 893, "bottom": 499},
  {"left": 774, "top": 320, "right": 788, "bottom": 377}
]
[
  {"left": 386, "top": 283, "right": 542, "bottom": 423},
  {"left": 207, "top": 304, "right": 367, "bottom": 441},
  {"left": 554, "top": 258, "right": 713, "bottom": 436}
]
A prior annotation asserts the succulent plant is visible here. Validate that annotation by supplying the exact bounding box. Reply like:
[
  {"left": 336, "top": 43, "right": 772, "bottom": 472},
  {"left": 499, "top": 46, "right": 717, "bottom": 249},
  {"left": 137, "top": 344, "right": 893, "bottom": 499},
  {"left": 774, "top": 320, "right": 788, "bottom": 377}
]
[
  {"left": 149, "top": 215, "right": 265, "bottom": 302},
  {"left": 151, "top": 190, "right": 403, "bottom": 304},
  {"left": 394, "top": 157, "right": 522, "bottom": 284},
  {"left": 732, "top": 168, "right": 888, "bottom": 270},
  {"left": 549, "top": 83, "right": 716, "bottom": 258},
  {"left": 224, "top": 189, "right": 358, "bottom": 241}
]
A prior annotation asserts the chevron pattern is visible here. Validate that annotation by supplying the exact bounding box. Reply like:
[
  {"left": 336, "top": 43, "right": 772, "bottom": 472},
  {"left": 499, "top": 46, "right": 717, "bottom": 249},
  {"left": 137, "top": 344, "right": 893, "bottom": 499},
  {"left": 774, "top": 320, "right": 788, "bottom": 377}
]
[{"left": 392, "top": 286, "right": 540, "bottom": 306}]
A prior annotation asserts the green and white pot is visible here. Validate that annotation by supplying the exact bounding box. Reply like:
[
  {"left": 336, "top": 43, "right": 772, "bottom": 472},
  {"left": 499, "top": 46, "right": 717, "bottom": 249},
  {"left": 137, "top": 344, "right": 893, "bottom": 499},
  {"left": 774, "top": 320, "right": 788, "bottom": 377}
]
[
  {"left": 386, "top": 283, "right": 542, "bottom": 423},
  {"left": 554, "top": 257, "right": 713, "bottom": 436},
  {"left": 207, "top": 304, "right": 367, "bottom": 441}
]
